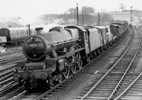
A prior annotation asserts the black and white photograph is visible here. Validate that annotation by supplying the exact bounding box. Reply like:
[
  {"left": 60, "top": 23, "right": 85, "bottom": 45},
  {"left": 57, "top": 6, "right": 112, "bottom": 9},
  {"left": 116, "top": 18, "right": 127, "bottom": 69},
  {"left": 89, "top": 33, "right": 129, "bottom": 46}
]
[{"left": 0, "top": 0, "right": 141, "bottom": 100}]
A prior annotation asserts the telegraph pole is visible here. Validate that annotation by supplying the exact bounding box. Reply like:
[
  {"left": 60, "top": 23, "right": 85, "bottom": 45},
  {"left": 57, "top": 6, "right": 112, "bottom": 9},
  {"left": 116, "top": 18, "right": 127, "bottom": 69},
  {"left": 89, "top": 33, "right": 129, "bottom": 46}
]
[
  {"left": 82, "top": 9, "right": 84, "bottom": 25},
  {"left": 130, "top": 6, "right": 133, "bottom": 24},
  {"left": 76, "top": 3, "right": 79, "bottom": 25},
  {"left": 27, "top": 24, "right": 31, "bottom": 36},
  {"left": 97, "top": 12, "right": 101, "bottom": 25},
  {"left": 82, "top": 8, "right": 86, "bottom": 25}
]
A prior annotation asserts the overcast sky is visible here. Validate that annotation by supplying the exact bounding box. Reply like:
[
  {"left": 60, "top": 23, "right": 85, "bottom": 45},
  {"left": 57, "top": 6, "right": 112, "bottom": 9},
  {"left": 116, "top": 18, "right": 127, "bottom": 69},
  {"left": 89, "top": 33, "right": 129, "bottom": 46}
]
[{"left": 0, "top": 0, "right": 141, "bottom": 24}]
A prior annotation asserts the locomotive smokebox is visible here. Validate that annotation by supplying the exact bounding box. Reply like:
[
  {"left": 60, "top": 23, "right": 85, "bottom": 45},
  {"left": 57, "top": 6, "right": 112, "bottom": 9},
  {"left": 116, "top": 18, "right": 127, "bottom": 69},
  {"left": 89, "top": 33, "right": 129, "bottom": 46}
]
[{"left": 23, "top": 35, "right": 51, "bottom": 61}]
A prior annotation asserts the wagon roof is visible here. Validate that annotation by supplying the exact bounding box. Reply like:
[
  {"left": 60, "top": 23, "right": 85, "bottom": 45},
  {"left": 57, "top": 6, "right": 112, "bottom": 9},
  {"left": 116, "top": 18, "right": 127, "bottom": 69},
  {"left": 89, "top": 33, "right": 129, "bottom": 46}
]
[
  {"left": 65, "top": 25, "right": 86, "bottom": 31},
  {"left": 93, "top": 26, "right": 107, "bottom": 29}
]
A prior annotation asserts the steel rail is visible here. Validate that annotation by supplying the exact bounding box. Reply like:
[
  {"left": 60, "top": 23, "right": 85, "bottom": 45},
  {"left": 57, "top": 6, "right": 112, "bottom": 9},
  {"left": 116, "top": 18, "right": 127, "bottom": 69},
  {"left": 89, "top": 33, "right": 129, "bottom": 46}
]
[
  {"left": 0, "top": 71, "right": 13, "bottom": 83},
  {"left": 79, "top": 29, "right": 135, "bottom": 100},
  {"left": 107, "top": 40, "right": 141, "bottom": 100},
  {"left": 114, "top": 71, "right": 142, "bottom": 100},
  {"left": 8, "top": 90, "right": 27, "bottom": 100},
  {"left": 114, "top": 43, "right": 142, "bottom": 100},
  {"left": 79, "top": 41, "right": 130, "bottom": 100},
  {"left": 0, "top": 81, "right": 18, "bottom": 95},
  {"left": 0, "top": 85, "right": 26, "bottom": 100}
]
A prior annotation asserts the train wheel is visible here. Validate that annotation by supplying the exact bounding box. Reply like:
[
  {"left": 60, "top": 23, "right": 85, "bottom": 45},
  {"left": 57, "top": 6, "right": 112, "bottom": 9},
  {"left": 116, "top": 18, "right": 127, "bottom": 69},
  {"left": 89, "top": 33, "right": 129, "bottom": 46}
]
[
  {"left": 87, "top": 55, "right": 91, "bottom": 64},
  {"left": 96, "top": 49, "right": 100, "bottom": 55},
  {"left": 76, "top": 53, "right": 83, "bottom": 71},
  {"left": 71, "top": 63, "right": 78, "bottom": 74},
  {"left": 47, "top": 78, "right": 55, "bottom": 88},
  {"left": 58, "top": 73, "right": 64, "bottom": 83},
  {"left": 62, "top": 63, "right": 72, "bottom": 79},
  {"left": 93, "top": 51, "right": 97, "bottom": 57},
  {"left": 78, "top": 59, "right": 83, "bottom": 71}
]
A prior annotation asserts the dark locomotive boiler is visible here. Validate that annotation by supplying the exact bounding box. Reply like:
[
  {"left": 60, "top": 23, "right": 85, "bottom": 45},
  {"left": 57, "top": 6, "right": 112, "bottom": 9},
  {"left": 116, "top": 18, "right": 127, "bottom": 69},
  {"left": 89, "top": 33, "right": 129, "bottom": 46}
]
[{"left": 23, "top": 26, "right": 80, "bottom": 61}]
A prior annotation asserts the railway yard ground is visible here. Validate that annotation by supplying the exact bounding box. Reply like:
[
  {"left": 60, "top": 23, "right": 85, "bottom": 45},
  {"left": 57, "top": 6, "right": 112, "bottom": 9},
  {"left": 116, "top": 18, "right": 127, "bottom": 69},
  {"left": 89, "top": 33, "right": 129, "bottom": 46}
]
[{"left": 1, "top": 27, "right": 142, "bottom": 100}]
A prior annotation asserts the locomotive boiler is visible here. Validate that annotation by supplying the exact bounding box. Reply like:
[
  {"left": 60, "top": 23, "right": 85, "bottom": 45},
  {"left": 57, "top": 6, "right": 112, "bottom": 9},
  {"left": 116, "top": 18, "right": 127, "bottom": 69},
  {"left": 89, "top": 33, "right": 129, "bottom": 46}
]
[{"left": 23, "top": 26, "right": 80, "bottom": 61}]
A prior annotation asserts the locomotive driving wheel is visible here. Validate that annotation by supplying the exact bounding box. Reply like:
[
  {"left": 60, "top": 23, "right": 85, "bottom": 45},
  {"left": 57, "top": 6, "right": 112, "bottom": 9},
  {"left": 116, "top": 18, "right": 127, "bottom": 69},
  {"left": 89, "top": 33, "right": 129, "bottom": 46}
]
[
  {"left": 58, "top": 73, "right": 64, "bottom": 83},
  {"left": 62, "top": 61, "right": 72, "bottom": 79},
  {"left": 87, "top": 54, "right": 91, "bottom": 64},
  {"left": 70, "top": 53, "right": 83, "bottom": 73},
  {"left": 76, "top": 53, "right": 83, "bottom": 71},
  {"left": 71, "top": 63, "right": 78, "bottom": 74},
  {"left": 71, "top": 55, "right": 78, "bottom": 74},
  {"left": 47, "top": 77, "right": 55, "bottom": 88}
]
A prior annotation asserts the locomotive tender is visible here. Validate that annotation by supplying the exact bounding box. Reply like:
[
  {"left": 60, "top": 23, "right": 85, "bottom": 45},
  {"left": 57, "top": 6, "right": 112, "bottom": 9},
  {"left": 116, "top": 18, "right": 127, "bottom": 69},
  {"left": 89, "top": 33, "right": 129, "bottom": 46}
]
[{"left": 14, "top": 21, "right": 129, "bottom": 90}]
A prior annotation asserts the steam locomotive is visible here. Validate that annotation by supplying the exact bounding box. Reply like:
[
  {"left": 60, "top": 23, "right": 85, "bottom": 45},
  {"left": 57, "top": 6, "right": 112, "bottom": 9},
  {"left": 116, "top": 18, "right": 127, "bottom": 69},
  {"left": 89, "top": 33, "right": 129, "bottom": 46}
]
[{"left": 14, "top": 21, "right": 129, "bottom": 90}]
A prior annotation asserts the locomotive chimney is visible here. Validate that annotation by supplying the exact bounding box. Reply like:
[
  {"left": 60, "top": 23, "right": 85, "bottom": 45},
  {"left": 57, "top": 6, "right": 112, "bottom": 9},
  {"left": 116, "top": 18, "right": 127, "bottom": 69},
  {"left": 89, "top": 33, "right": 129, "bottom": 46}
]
[{"left": 35, "top": 27, "right": 43, "bottom": 35}]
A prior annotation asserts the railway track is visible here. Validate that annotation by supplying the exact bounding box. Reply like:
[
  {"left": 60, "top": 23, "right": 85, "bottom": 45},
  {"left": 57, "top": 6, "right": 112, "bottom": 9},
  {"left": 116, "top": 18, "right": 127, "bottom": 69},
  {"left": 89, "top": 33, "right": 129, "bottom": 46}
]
[
  {"left": 114, "top": 72, "right": 142, "bottom": 100},
  {"left": 76, "top": 30, "right": 142, "bottom": 100},
  {"left": 0, "top": 56, "right": 25, "bottom": 94},
  {"left": 0, "top": 65, "right": 26, "bottom": 100},
  {"left": 0, "top": 85, "right": 26, "bottom": 100},
  {"left": 113, "top": 42, "right": 142, "bottom": 100},
  {"left": 0, "top": 53, "right": 25, "bottom": 100},
  {"left": 0, "top": 65, "right": 21, "bottom": 98}
]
